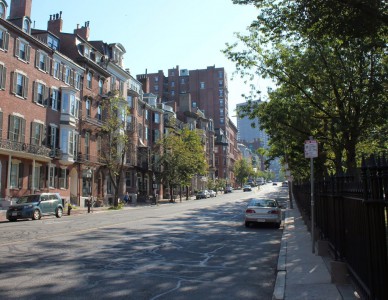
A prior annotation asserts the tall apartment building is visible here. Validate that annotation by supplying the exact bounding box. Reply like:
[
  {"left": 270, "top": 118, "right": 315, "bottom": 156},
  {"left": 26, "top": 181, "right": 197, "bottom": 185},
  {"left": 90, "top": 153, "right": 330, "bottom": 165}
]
[{"left": 137, "top": 65, "right": 240, "bottom": 187}]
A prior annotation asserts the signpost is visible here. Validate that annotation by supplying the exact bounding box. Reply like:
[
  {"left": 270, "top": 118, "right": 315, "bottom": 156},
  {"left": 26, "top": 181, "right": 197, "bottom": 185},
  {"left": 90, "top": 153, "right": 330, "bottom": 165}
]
[{"left": 305, "top": 138, "right": 318, "bottom": 253}]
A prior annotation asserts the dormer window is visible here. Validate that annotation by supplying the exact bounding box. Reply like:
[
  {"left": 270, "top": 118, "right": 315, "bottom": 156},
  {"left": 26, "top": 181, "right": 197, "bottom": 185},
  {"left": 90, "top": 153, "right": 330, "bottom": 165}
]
[
  {"left": 23, "top": 18, "right": 30, "bottom": 34},
  {"left": 0, "top": 3, "right": 5, "bottom": 19}
]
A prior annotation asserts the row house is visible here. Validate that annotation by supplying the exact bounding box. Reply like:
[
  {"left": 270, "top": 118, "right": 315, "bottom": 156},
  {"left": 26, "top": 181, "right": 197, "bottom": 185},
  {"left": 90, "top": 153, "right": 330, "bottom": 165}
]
[{"left": 0, "top": 0, "right": 84, "bottom": 203}]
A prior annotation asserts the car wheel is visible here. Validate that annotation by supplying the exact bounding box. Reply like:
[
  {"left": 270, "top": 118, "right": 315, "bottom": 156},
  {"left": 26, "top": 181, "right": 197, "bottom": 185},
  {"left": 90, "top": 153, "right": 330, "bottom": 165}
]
[
  {"left": 245, "top": 221, "right": 250, "bottom": 227},
  {"left": 8, "top": 218, "right": 17, "bottom": 222},
  {"left": 275, "top": 222, "right": 281, "bottom": 229},
  {"left": 32, "top": 209, "right": 41, "bottom": 220},
  {"left": 56, "top": 207, "right": 63, "bottom": 218}
]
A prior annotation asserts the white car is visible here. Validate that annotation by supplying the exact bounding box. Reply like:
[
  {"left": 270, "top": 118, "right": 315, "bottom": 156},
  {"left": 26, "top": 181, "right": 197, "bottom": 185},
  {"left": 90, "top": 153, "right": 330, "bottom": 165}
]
[
  {"left": 244, "top": 198, "right": 282, "bottom": 228},
  {"left": 208, "top": 190, "right": 216, "bottom": 197}
]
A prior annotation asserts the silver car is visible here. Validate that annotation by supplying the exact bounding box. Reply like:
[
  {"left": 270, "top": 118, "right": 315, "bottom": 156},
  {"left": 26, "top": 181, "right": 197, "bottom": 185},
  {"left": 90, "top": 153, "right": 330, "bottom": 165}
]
[
  {"left": 244, "top": 198, "right": 282, "bottom": 228},
  {"left": 208, "top": 190, "right": 217, "bottom": 197}
]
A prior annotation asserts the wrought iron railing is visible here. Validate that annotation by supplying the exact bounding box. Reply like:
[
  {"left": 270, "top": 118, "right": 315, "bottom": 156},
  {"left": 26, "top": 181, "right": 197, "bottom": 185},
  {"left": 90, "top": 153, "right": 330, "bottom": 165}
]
[{"left": 0, "top": 139, "right": 51, "bottom": 157}]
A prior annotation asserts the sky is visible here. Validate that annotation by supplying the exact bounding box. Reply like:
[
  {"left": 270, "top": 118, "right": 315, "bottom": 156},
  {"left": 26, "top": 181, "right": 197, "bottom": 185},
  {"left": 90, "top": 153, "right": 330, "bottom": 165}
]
[{"left": 25, "top": 0, "right": 268, "bottom": 124}]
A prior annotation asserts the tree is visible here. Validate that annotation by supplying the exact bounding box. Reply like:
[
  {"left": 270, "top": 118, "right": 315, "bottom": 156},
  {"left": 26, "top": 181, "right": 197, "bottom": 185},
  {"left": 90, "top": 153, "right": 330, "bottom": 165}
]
[
  {"left": 234, "top": 159, "right": 254, "bottom": 187},
  {"left": 99, "top": 91, "right": 129, "bottom": 207},
  {"left": 224, "top": 0, "right": 388, "bottom": 178},
  {"left": 156, "top": 127, "right": 207, "bottom": 202}
]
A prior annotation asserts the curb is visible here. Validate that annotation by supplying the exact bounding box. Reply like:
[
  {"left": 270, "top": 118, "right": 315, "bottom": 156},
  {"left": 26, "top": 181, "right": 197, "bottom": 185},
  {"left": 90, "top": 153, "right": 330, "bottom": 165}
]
[{"left": 272, "top": 208, "right": 292, "bottom": 300}]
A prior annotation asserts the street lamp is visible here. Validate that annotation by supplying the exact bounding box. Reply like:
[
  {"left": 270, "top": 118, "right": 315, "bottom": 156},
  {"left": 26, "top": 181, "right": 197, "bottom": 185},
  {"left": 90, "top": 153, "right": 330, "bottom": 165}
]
[{"left": 152, "top": 174, "right": 157, "bottom": 204}]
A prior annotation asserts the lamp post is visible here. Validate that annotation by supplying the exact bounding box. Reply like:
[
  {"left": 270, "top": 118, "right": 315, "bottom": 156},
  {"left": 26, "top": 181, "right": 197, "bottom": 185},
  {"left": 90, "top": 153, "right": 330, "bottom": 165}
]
[
  {"left": 85, "top": 168, "right": 93, "bottom": 212},
  {"left": 152, "top": 174, "right": 157, "bottom": 205}
]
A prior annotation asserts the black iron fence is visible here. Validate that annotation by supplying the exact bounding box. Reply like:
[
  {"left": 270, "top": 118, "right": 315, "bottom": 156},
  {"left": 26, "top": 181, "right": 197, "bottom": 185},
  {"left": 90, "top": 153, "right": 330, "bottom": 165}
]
[{"left": 293, "top": 154, "right": 388, "bottom": 300}]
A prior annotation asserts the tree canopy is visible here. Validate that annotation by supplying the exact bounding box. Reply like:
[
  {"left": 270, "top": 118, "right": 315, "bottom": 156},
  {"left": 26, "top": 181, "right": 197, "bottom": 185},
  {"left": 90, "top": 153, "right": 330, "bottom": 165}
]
[{"left": 224, "top": 0, "right": 388, "bottom": 179}]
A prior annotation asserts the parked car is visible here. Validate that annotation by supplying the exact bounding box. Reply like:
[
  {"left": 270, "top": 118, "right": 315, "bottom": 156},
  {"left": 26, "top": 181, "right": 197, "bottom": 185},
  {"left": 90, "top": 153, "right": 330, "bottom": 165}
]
[
  {"left": 243, "top": 185, "right": 252, "bottom": 192},
  {"left": 244, "top": 198, "right": 282, "bottom": 228},
  {"left": 282, "top": 181, "right": 288, "bottom": 187},
  {"left": 224, "top": 186, "right": 233, "bottom": 193},
  {"left": 208, "top": 190, "right": 217, "bottom": 197},
  {"left": 272, "top": 182, "right": 278, "bottom": 186},
  {"left": 6, "top": 193, "right": 64, "bottom": 221},
  {"left": 196, "top": 190, "right": 210, "bottom": 199}
]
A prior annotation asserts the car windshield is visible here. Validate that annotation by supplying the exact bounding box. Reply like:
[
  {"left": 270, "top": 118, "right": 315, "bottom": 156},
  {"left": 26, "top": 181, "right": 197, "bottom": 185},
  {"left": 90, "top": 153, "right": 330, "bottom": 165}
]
[
  {"left": 248, "top": 199, "right": 277, "bottom": 208},
  {"left": 17, "top": 195, "right": 41, "bottom": 204}
]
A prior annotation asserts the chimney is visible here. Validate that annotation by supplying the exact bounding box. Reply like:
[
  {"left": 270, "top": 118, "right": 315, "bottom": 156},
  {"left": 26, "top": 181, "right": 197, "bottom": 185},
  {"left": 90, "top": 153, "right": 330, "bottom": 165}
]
[
  {"left": 47, "top": 11, "right": 63, "bottom": 34},
  {"left": 9, "top": 0, "right": 32, "bottom": 20},
  {"left": 74, "top": 21, "right": 90, "bottom": 40}
]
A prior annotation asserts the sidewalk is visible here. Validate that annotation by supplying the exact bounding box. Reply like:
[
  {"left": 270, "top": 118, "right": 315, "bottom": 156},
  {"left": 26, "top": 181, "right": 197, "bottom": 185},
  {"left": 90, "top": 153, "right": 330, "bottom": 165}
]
[{"left": 273, "top": 200, "right": 357, "bottom": 300}]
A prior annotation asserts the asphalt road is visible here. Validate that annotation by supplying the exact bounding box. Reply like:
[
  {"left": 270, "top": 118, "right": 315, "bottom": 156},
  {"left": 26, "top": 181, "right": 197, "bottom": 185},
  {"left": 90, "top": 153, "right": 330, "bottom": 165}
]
[{"left": 0, "top": 185, "right": 286, "bottom": 300}]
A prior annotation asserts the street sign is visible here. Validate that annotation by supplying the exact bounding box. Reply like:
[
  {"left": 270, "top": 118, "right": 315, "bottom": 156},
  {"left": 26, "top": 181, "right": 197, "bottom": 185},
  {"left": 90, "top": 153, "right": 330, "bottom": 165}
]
[{"left": 304, "top": 140, "right": 318, "bottom": 158}]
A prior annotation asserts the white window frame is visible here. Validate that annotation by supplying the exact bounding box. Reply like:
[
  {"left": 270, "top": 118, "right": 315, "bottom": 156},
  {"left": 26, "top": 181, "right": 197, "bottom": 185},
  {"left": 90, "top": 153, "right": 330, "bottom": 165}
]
[
  {"left": 48, "top": 165, "right": 55, "bottom": 188},
  {"left": 0, "top": 28, "right": 9, "bottom": 51}
]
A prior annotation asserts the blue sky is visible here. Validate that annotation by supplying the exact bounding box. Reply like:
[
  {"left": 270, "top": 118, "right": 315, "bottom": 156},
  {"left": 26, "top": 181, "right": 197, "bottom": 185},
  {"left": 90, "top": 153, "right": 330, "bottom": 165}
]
[{"left": 26, "top": 0, "right": 267, "bottom": 124}]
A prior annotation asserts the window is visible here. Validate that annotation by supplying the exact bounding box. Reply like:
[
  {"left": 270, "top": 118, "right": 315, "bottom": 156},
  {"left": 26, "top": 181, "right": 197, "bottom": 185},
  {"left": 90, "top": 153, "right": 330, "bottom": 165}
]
[
  {"left": 48, "top": 165, "right": 55, "bottom": 188},
  {"left": 64, "top": 67, "right": 71, "bottom": 84},
  {"left": 119, "top": 80, "right": 124, "bottom": 96},
  {"left": 220, "top": 118, "right": 224, "bottom": 124},
  {"left": 125, "top": 171, "right": 132, "bottom": 190},
  {"left": 98, "top": 79, "right": 103, "bottom": 94},
  {"left": 97, "top": 104, "right": 102, "bottom": 120},
  {"left": 192, "top": 101, "right": 197, "bottom": 108},
  {"left": 171, "top": 81, "right": 175, "bottom": 87},
  {"left": 23, "top": 18, "right": 30, "bottom": 34},
  {"left": 219, "top": 99, "right": 224, "bottom": 106},
  {"left": 47, "top": 35, "right": 59, "bottom": 50},
  {"left": 61, "top": 91, "right": 79, "bottom": 118},
  {"left": 171, "top": 90, "right": 175, "bottom": 96},
  {"left": 12, "top": 72, "right": 29, "bottom": 98},
  {"left": 0, "top": 63, "right": 6, "bottom": 90},
  {"left": 219, "top": 80, "right": 223, "bottom": 87},
  {"left": 220, "top": 108, "right": 224, "bottom": 116},
  {"left": 0, "top": 28, "right": 9, "bottom": 51},
  {"left": 154, "top": 112, "right": 160, "bottom": 124},
  {"left": 154, "top": 85, "right": 159, "bottom": 91},
  {"left": 48, "top": 125, "right": 59, "bottom": 149},
  {"left": 110, "top": 76, "right": 116, "bottom": 91},
  {"left": 8, "top": 115, "right": 26, "bottom": 142},
  {"left": 10, "top": 160, "right": 23, "bottom": 189},
  {"left": 127, "top": 95, "right": 133, "bottom": 108},
  {"left": 200, "top": 82, "right": 205, "bottom": 89},
  {"left": 30, "top": 122, "right": 44, "bottom": 146},
  {"left": 50, "top": 88, "right": 60, "bottom": 110},
  {"left": 145, "top": 110, "right": 149, "bottom": 120},
  {"left": 87, "top": 71, "right": 92, "bottom": 89},
  {"left": 219, "top": 89, "right": 224, "bottom": 97},
  {"left": 218, "top": 71, "right": 223, "bottom": 78},
  {"left": 35, "top": 51, "right": 50, "bottom": 73},
  {"left": 59, "top": 168, "right": 67, "bottom": 189},
  {"left": 152, "top": 129, "right": 160, "bottom": 142},
  {"left": 145, "top": 127, "right": 149, "bottom": 140},
  {"left": 52, "top": 60, "right": 60, "bottom": 79},
  {"left": 15, "top": 39, "right": 30, "bottom": 62},
  {"left": 86, "top": 99, "right": 91, "bottom": 117},
  {"left": 180, "top": 78, "right": 185, "bottom": 84},
  {"left": 154, "top": 77, "right": 158, "bottom": 82},
  {"left": 74, "top": 72, "right": 81, "bottom": 90},
  {"left": 171, "top": 71, "right": 175, "bottom": 76},
  {"left": 0, "top": 111, "right": 2, "bottom": 137},
  {"left": 97, "top": 136, "right": 102, "bottom": 159},
  {"left": 0, "top": 3, "right": 5, "bottom": 19},
  {"left": 33, "top": 81, "right": 48, "bottom": 106}
]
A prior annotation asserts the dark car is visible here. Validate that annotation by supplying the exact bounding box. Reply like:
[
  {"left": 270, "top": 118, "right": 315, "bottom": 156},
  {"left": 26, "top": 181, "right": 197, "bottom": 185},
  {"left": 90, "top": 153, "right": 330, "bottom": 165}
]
[
  {"left": 6, "top": 193, "right": 64, "bottom": 221},
  {"left": 196, "top": 190, "right": 210, "bottom": 199},
  {"left": 224, "top": 186, "right": 233, "bottom": 193}
]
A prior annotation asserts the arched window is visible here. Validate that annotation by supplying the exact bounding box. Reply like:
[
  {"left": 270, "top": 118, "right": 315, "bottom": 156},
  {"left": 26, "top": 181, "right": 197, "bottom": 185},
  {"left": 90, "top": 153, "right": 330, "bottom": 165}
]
[
  {"left": 0, "top": 3, "right": 5, "bottom": 19},
  {"left": 23, "top": 18, "right": 30, "bottom": 33},
  {"left": 98, "top": 79, "right": 103, "bottom": 94},
  {"left": 85, "top": 99, "right": 91, "bottom": 117},
  {"left": 87, "top": 72, "right": 92, "bottom": 89}
]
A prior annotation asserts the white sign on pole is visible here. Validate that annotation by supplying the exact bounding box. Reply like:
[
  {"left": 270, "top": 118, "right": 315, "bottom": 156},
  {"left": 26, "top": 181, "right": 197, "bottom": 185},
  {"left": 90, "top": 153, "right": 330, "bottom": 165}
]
[{"left": 304, "top": 140, "right": 318, "bottom": 158}]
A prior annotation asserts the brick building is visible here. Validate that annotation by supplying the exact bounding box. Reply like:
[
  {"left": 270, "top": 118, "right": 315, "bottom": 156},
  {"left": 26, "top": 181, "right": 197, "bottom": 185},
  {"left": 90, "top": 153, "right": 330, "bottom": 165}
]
[{"left": 137, "top": 65, "right": 240, "bottom": 187}]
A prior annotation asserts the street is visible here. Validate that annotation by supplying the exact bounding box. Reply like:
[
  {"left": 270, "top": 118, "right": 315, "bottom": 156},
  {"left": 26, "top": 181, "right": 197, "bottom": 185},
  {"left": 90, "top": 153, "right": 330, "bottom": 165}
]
[{"left": 0, "top": 185, "right": 287, "bottom": 300}]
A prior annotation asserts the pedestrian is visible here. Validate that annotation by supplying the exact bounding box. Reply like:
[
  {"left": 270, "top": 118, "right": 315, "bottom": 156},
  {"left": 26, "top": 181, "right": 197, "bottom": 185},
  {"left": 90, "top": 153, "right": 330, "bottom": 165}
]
[{"left": 123, "top": 192, "right": 129, "bottom": 205}]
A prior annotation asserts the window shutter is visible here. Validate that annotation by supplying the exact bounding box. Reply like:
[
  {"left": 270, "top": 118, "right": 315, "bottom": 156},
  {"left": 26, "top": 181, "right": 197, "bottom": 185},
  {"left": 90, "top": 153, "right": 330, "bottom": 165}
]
[
  {"left": 57, "top": 90, "right": 61, "bottom": 110},
  {"left": 62, "top": 65, "right": 66, "bottom": 81},
  {"left": 11, "top": 71, "right": 16, "bottom": 94},
  {"left": 18, "top": 163, "right": 23, "bottom": 188},
  {"left": 59, "top": 64, "right": 63, "bottom": 81},
  {"left": 4, "top": 32, "right": 9, "bottom": 51},
  {"left": 35, "top": 50, "right": 40, "bottom": 68},
  {"left": 55, "top": 127, "right": 60, "bottom": 148},
  {"left": 14, "top": 38, "right": 20, "bottom": 58},
  {"left": 26, "top": 45, "right": 31, "bottom": 62},
  {"left": 8, "top": 115, "right": 14, "bottom": 140},
  {"left": 0, "top": 65, "right": 6, "bottom": 90},
  {"left": 30, "top": 122, "right": 37, "bottom": 145},
  {"left": 23, "top": 76, "right": 28, "bottom": 98},
  {"left": 44, "top": 84, "right": 49, "bottom": 106},
  {"left": 47, "top": 125, "right": 52, "bottom": 147},
  {"left": 45, "top": 56, "right": 51, "bottom": 73},
  {"left": 42, "top": 124, "right": 46, "bottom": 145},
  {"left": 33, "top": 81, "right": 37, "bottom": 102},
  {"left": 20, "top": 118, "right": 26, "bottom": 143}
]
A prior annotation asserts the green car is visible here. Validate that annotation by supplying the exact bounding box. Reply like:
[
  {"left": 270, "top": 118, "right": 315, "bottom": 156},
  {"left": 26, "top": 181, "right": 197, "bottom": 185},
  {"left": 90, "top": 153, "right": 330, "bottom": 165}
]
[{"left": 6, "top": 193, "right": 64, "bottom": 221}]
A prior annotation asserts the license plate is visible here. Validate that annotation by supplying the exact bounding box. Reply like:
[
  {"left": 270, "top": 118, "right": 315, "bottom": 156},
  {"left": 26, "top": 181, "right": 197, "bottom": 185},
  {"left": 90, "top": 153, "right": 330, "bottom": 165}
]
[
  {"left": 12, "top": 212, "right": 17, "bottom": 216},
  {"left": 257, "top": 218, "right": 266, "bottom": 222}
]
